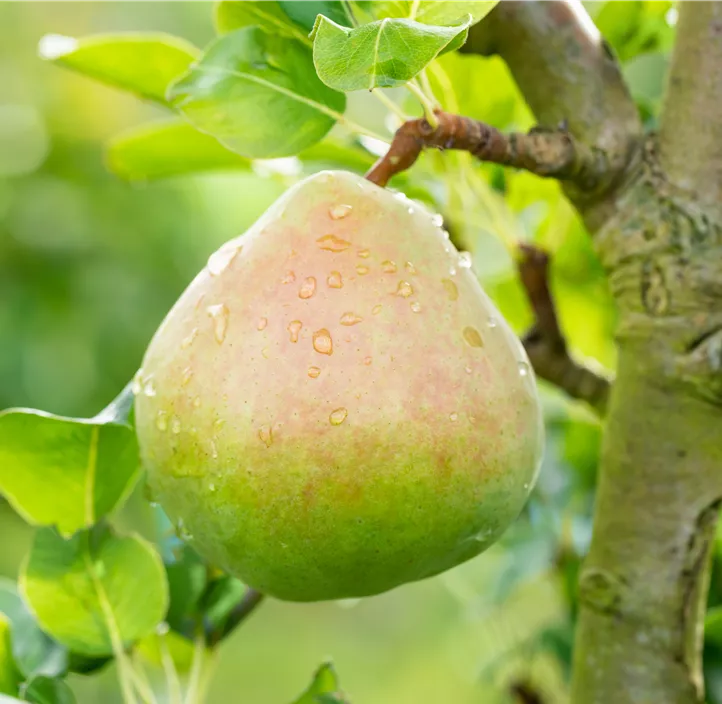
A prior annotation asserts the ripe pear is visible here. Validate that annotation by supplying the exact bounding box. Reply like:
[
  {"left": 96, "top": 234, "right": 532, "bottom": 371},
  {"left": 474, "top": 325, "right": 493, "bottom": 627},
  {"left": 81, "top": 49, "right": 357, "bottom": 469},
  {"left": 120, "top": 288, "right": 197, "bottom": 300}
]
[{"left": 135, "top": 170, "right": 543, "bottom": 602}]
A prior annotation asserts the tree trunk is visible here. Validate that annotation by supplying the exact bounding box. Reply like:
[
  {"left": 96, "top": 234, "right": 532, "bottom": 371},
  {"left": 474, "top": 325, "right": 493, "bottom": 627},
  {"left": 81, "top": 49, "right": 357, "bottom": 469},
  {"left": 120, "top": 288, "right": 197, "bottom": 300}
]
[
  {"left": 468, "top": 2, "right": 722, "bottom": 701},
  {"left": 573, "top": 145, "right": 722, "bottom": 701}
]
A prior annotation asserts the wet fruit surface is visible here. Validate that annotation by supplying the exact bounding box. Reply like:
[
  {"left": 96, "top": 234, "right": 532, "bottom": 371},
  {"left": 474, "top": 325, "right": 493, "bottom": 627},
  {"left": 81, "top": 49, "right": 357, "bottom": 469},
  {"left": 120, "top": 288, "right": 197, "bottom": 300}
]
[{"left": 135, "top": 171, "right": 544, "bottom": 601}]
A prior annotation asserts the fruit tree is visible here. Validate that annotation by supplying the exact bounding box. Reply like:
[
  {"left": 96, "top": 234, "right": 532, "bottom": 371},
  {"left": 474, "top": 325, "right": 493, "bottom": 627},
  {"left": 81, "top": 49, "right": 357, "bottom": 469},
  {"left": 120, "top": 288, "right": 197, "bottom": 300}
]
[{"left": 0, "top": 2, "right": 721, "bottom": 704}]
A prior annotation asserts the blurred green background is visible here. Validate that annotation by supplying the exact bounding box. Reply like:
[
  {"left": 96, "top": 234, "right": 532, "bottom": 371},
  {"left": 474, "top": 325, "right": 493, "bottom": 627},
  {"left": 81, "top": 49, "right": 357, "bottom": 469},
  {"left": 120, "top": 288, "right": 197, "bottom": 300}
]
[{"left": 1, "top": 3, "right": 708, "bottom": 703}]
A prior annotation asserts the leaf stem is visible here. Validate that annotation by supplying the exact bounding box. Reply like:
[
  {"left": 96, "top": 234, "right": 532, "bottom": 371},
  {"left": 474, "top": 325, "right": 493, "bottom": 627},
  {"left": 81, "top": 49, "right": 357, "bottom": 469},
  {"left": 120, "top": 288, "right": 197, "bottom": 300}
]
[
  {"left": 337, "top": 114, "right": 390, "bottom": 144},
  {"left": 158, "top": 629, "right": 183, "bottom": 704},
  {"left": 194, "top": 648, "right": 218, "bottom": 704},
  {"left": 183, "top": 631, "right": 206, "bottom": 704},
  {"left": 341, "top": 0, "right": 359, "bottom": 27},
  {"left": 409, "top": 0, "right": 421, "bottom": 21},
  {"left": 371, "top": 89, "right": 409, "bottom": 124},
  {"left": 406, "top": 81, "right": 439, "bottom": 128},
  {"left": 82, "top": 536, "right": 138, "bottom": 704},
  {"left": 427, "top": 62, "right": 459, "bottom": 113},
  {"left": 129, "top": 651, "right": 159, "bottom": 704},
  {"left": 419, "top": 69, "right": 440, "bottom": 110}
]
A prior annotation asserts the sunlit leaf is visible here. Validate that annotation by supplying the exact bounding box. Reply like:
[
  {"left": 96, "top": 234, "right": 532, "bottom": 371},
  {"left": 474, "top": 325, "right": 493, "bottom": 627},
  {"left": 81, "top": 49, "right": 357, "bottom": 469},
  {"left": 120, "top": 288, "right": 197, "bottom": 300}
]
[
  {"left": 592, "top": 0, "right": 674, "bottom": 62},
  {"left": 292, "top": 662, "right": 348, "bottom": 704},
  {"left": 37, "top": 33, "right": 199, "bottom": 104},
  {"left": 590, "top": 0, "right": 644, "bottom": 60},
  {"left": 0, "top": 615, "right": 21, "bottom": 697},
  {"left": 372, "top": 0, "right": 497, "bottom": 25},
  {"left": 0, "top": 580, "right": 66, "bottom": 680},
  {"left": 20, "top": 526, "right": 168, "bottom": 657},
  {"left": 214, "top": 1, "right": 312, "bottom": 44},
  {"left": 311, "top": 15, "right": 471, "bottom": 91},
  {"left": 107, "top": 118, "right": 377, "bottom": 181},
  {"left": 20, "top": 677, "right": 76, "bottom": 704},
  {"left": 106, "top": 120, "right": 252, "bottom": 181},
  {"left": 0, "top": 384, "right": 140, "bottom": 537},
  {"left": 168, "top": 27, "right": 346, "bottom": 159}
]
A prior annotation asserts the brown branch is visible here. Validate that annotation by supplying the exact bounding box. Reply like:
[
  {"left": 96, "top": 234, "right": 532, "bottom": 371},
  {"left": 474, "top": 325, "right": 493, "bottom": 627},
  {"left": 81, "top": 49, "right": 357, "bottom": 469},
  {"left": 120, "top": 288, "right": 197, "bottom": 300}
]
[
  {"left": 463, "top": 0, "right": 642, "bottom": 228},
  {"left": 518, "top": 245, "right": 610, "bottom": 415},
  {"left": 365, "top": 111, "right": 606, "bottom": 190},
  {"left": 205, "top": 588, "right": 265, "bottom": 648},
  {"left": 659, "top": 1, "right": 722, "bottom": 211}
]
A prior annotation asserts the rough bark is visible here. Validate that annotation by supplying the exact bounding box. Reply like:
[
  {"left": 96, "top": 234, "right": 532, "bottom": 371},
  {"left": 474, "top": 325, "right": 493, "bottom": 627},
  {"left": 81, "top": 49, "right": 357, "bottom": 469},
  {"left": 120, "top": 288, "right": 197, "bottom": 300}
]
[
  {"left": 467, "top": 2, "right": 722, "bottom": 702},
  {"left": 575, "top": 145, "right": 722, "bottom": 702}
]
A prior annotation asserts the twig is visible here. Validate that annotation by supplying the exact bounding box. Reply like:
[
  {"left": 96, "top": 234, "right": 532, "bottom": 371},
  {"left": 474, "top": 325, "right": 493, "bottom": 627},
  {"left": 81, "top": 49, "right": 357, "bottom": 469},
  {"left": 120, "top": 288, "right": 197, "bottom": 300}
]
[
  {"left": 183, "top": 632, "right": 206, "bottom": 704},
  {"left": 205, "top": 588, "right": 265, "bottom": 648},
  {"left": 517, "top": 244, "right": 611, "bottom": 415},
  {"left": 365, "top": 111, "right": 606, "bottom": 191}
]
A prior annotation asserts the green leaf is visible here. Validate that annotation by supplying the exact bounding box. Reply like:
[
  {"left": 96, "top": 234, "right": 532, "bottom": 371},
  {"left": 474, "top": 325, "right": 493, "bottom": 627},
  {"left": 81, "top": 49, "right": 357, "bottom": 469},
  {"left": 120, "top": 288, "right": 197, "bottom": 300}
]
[
  {"left": 0, "top": 615, "right": 21, "bottom": 697},
  {"left": 20, "top": 526, "right": 168, "bottom": 658},
  {"left": 279, "top": 1, "right": 348, "bottom": 30},
  {"left": 214, "top": 1, "right": 312, "bottom": 44},
  {"left": 292, "top": 662, "right": 348, "bottom": 704},
  {"left": 590, "top": 0, "right": 644, "bottom": 59},
  {"left": 168, "top": 27, "right": 346, "bottom": 159},
  {"left": 106, "top": 120, "right": 252, "bottom": 182},
  {"left": 0, "top": 580, "right": 67, "bottom": 680},
  {"left": 372, "top": 0, "right": 497, "bottom": 25},
  {"left": 0, "top": 384, "right": 140, "bottom": 537},
  {"left": 20, "top": 677, "right": 76, "bottom": 704},
  {"left": 107, "top": 119, "right": 374, "bottom": 182},
  {"left": 64, "top": 653, "right": 110, "bottom": 676},
  {"left": 200, "top": 574, "right": 246, "bottom": 630},
  {"left": 164, "top": 546, "right": 207, "bottom": 636},
  {"left": 311, "top": 15, "right": 471, "bottom": 91},
  {"left": 38, "top": 33, "right": 200, "bottom": 104}
]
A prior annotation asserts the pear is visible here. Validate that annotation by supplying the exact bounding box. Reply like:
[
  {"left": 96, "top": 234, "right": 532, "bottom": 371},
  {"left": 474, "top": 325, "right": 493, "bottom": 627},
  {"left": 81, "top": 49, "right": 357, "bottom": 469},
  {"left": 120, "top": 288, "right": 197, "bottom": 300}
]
[{"left": 134, "top": 170, "right": 543, "bottom": 602}]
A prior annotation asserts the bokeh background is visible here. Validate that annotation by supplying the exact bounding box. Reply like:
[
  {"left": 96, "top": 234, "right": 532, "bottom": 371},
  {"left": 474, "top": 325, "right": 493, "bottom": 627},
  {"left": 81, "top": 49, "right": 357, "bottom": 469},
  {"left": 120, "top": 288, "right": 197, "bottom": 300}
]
[{"left": 3, "top": 3, "right": 717, "bottom": 703}]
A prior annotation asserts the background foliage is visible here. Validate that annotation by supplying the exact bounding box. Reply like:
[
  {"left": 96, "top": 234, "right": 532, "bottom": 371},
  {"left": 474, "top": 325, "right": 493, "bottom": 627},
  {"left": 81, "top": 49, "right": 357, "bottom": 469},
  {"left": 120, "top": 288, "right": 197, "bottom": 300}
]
[{"left": 2, "top": 2, "right": 720, "bottom": 703}]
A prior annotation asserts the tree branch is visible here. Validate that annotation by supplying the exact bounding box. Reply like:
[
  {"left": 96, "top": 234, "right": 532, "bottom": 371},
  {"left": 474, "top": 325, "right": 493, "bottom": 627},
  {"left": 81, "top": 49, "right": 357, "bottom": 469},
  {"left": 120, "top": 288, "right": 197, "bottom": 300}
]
[
  {"left": 518, "top": 245, "right": 611, "bottom": 415},
  {"left": 659, "top": 1, "right": 722, "bottom": 212},
  {"left": 365, "top": 111, "right": 607, "bottom": 190},
  {"left": 463, "top": 0, "right": 642, "bottom": 226},
  {"left": 205, "top": 588, "right": 265, "bottom": 648}
]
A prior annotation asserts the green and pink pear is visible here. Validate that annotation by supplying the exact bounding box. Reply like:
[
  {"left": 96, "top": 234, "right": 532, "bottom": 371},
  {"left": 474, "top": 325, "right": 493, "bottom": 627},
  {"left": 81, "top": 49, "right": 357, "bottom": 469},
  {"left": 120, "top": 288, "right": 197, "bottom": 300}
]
[{"left": 134, "top": 171, "right": 543, "bottom": 602}]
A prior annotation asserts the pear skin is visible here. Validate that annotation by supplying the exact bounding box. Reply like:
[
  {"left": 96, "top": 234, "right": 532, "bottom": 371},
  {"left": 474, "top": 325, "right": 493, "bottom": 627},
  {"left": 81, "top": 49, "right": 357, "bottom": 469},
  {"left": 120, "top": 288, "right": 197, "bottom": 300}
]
[{"left": 135, "top": 170, "right": 543, "bottom": 601}]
